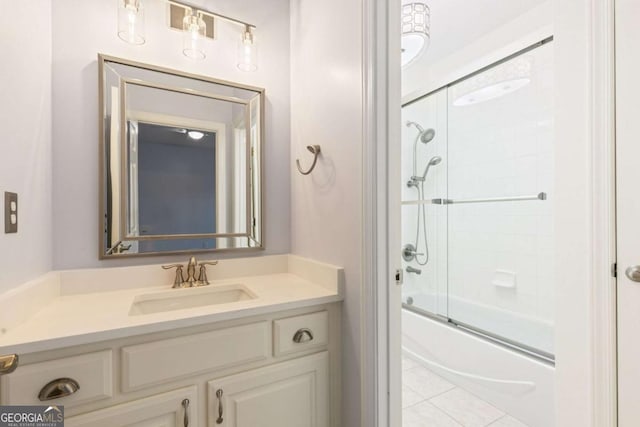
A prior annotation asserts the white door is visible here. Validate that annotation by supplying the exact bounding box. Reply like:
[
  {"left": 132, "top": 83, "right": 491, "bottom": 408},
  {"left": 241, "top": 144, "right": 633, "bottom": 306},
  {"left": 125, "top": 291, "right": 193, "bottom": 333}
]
[
  {"left": 65, "top": 386, "right": 197, "bottom": 427},
  {"left": 616, "top": 0, "right": 640, "bottom": 424},
  {"left": 207, "top": 352, "right": 329, "bottom": 427}
]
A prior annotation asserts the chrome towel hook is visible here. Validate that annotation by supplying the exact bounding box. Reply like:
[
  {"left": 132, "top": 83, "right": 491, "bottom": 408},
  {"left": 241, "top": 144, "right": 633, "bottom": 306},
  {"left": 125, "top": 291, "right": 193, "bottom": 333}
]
[{"left": 296, "top": 145, "right": 321, "bottom": 175}]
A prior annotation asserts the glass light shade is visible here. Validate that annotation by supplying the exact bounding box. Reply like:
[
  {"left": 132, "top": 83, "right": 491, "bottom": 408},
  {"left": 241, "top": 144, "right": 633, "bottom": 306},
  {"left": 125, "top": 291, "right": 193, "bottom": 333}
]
[
  {"left": 118, "top": 0, "right": 145, "bottom": 45},
  {"left": 183, "top": 12, "right": 206, "bottom": 60},
  {"left": 237, "top": 28, "right": 258, "bottom": 72},
  {"left": 401, "top": 3, "right": 430, "bottom": 67}
]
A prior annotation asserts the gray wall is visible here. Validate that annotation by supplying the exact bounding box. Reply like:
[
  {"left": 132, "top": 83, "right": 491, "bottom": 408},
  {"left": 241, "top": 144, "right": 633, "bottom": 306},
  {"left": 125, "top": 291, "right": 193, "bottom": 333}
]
[
  {"left": 290, "top": 0, "right": 363, "bottom": 425},
  {"left": 51, "top": 0, "right": 291, "bottom": 268},
  {"left": 0, "top": 1, "right": 52, "bottom": 294}
]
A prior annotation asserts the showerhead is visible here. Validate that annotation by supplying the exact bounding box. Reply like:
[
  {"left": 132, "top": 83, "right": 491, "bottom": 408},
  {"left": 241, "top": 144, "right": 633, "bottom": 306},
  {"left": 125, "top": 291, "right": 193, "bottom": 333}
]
[
  {"left": 420, "top": 156, "right": 442, "bottom": 180},
  {"left": 428, "top": 156, "right": 442, "bottom": 166},
  {"left": 406, "top": 121, "right": 436, "bottom": 144},
  {"left": 409, "top": 155, "right": 443, "bottom": 186},
  {"left": 421, "top": 128, "right": 436, "bottom": 143}
]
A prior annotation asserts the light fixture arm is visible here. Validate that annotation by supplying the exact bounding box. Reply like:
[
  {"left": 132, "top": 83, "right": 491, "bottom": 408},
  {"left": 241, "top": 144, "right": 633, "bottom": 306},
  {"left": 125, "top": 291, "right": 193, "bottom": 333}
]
[{"left": 166, "top": 0, "right": 256, "bottom": 30}]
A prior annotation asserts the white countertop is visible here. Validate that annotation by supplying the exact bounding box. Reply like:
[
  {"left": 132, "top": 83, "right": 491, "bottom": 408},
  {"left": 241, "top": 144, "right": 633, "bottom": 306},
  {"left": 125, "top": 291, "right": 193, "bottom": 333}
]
[{"left": 0, "top": 255, "right": 344, "bottom": 355}]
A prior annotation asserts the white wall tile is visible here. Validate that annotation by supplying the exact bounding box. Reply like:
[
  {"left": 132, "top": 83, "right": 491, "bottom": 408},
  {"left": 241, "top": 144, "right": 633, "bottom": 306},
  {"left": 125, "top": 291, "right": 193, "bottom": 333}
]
[{"left": 401, "top": 43, "right": 555, "bottom": 354}]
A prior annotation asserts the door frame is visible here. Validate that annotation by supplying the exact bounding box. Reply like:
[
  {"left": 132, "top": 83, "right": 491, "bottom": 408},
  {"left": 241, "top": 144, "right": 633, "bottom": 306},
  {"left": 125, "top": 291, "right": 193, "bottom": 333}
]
[{"left": 360, "top": 0, "right": 617, "bottom": 426}]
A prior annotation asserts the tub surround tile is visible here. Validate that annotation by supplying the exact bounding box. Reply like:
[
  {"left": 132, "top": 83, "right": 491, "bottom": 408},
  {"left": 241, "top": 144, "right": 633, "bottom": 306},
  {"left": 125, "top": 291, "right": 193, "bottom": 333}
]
[{"left": 430, "top": 388, "right": 505, "bottom": 427}]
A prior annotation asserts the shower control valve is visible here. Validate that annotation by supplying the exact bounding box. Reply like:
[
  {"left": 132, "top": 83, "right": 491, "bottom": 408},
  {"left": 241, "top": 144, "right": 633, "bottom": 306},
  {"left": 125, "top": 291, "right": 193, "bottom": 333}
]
[{"left": 402, "top": 243, "right": 423, "bottom": 262}]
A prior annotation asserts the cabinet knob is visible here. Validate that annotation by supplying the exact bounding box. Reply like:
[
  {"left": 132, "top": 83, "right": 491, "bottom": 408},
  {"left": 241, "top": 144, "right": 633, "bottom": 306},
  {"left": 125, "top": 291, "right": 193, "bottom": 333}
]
[
  {"left": 293, "top": 328, "right": 314, "bottom": 343},
  {"left": 38, "top": 378, "right": 80, "bottom": 401},
  {"left": 625, "top": 265, "right": 640, "bottom": 282}
]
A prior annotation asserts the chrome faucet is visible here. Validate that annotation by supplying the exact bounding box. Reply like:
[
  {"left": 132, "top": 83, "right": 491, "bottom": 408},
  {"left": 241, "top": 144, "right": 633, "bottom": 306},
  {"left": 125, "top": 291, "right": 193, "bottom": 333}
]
[{"left": 162, "top": 257, "right": 219, "bottom": 288}]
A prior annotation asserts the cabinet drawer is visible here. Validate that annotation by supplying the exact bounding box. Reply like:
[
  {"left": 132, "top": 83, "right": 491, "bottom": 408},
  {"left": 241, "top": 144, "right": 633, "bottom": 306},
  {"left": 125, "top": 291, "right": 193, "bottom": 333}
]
[
  {"left": 0, "top": 350, "right": 112, "bottom": 409},
  {"left": 273, "top": 311, "right": 328, "bottom": 356},
  {"left": 122, "top": 322, "right": 270, "bottom": 391}
]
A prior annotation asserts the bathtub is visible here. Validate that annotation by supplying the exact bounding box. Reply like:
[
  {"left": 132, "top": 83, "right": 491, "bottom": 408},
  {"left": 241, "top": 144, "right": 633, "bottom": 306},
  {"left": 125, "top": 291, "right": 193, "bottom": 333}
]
[{"left": 402, "top": 300, "right": 555, "bottom": 426}]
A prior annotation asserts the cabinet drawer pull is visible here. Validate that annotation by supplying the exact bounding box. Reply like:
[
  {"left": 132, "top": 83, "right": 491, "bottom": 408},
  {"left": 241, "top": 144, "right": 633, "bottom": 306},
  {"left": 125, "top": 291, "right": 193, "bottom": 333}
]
[
  {"left": 293, "top": 328, "right": 314, "bottom": 343},
  {"left": 182, "top": 398, "right": 190, "bottom": 427},
  {"left": 0, "top": 354, "right": 18, "bottom": 375},
  {"left": 38, "top": 378, "right": 80, "bottom": 401},
  {"left": 216, "top": 389, "right": 224, "bottom": 424}
]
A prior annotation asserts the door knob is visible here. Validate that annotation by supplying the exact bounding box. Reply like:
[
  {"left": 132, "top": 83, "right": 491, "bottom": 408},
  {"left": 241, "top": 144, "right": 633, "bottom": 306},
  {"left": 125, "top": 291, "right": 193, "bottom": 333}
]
[{"left": 625, "top": 266, "right": 640, "bottom": 282}]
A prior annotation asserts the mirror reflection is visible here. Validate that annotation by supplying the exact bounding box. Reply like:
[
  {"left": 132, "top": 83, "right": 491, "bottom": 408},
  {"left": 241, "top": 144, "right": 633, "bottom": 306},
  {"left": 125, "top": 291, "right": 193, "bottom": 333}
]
[{"left": 99, "top": 55, "right": 263, "bottom": 257}]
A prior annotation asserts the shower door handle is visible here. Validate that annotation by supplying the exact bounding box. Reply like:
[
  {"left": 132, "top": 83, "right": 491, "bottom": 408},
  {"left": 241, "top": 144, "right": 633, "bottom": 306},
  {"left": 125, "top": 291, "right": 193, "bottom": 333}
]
[{"left": 625, "top": 265, "right": 640, "bottom": 282}]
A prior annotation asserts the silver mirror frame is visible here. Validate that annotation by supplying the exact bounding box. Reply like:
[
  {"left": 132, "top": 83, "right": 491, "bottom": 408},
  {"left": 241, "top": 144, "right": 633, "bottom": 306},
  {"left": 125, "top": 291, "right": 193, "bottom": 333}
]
[{"left": 98, "top": 54, "right": 265, "bottom": 259}]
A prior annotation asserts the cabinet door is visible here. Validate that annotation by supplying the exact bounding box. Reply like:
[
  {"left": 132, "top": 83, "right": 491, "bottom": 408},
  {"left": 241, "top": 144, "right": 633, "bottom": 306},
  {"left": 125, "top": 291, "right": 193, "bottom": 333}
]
[
  {"left": 208, "top": 352, "right": 329, "bottom": 427},
  {"left": 66, "top": 386, "right": 197, "bottom": 427}
]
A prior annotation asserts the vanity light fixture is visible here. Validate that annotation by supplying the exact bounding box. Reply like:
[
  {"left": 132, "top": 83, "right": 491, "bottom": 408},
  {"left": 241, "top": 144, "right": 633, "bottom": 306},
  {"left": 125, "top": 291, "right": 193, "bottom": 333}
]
[
  {"left": 167, "top": 1, "right": 258, "bottom": 70},
  {"left": 237, "top": 25, "right": 258, "bottom": 72},
  {"left": 118, "top": 0, "right": 146, "bottom": 45},
  {"left": 401, "top": 2, "right": 430, "bottom": 68},
  {"left": 182, "top": 9, "right": 207, "bottom": 60}
]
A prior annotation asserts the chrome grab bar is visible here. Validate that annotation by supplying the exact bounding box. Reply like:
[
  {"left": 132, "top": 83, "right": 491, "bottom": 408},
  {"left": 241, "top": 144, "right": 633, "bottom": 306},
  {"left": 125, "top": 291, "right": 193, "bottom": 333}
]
[{"left": 402, "top": 192, "right": 547, "bottom": 206}]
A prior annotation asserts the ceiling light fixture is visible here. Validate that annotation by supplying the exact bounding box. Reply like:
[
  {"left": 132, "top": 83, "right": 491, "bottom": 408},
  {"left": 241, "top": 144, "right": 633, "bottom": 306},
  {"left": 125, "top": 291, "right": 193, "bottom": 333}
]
[
  {"left": 451, "top": 56, "right": 533, "bottom": 106},
  {"left": 187, "top": 130, "right": 205, "bottom": 140},
  {"left": 118, "top": 0, "right": 145, "bottom": 45},
  {"left": 401, "top": 3, "right": 430, "bottom": 68}
]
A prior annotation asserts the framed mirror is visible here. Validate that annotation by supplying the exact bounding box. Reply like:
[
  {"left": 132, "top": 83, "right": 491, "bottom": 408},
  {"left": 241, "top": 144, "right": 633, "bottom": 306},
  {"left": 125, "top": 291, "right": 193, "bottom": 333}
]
[{"left": 98, "top": 54, "right": 264, "bottom": 258}]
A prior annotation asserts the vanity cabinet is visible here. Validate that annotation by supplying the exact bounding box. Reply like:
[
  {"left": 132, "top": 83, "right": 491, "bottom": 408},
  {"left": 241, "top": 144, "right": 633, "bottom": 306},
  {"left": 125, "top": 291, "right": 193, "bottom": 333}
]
[
  {"left": 0, "top": 305, "right": 340, "bottom": 427},
  {"left": 66, "top": 386, "right": 197, "bottom": 427},
  {"left": 207, "top": 352, "right": 328, "bottom": 427}
]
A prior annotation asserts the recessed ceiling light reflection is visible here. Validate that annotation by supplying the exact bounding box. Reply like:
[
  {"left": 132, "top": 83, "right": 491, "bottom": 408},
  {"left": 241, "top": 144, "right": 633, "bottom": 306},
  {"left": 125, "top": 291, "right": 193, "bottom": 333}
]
[{"left": 187, "top": 130, "right": 205, "bottom": 140}]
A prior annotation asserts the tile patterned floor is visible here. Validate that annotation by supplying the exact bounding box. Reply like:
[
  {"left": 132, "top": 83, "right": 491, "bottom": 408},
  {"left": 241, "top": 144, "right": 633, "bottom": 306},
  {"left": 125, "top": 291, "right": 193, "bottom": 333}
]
[{"left": 402, "top": 355, "right": 529, "bottom": 427}]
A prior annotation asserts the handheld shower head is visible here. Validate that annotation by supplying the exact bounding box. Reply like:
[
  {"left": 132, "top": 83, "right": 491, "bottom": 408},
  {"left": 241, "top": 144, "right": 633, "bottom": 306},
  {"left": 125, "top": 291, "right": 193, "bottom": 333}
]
[
  {"left": 406, "top": 121, "right": 436, "bottom": 144},
  {"left": 420, "top": 156, "right": 442, "bottom": 180},
  {"left": 409, "top": 155, "right": 442, "bottom": 185},
  {"left": 428, "top": 156, "right": 442, "bottom": 166}
]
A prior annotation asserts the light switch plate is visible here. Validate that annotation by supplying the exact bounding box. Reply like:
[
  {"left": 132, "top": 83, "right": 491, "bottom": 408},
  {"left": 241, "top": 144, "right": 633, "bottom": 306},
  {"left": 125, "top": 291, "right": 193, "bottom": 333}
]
[{"left": 4, "top": 192, "right": 17, "bottom": 233}]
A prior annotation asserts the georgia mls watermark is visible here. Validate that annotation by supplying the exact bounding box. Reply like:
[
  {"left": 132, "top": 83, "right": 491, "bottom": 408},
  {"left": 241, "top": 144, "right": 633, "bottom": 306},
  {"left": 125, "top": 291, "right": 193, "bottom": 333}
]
[{"left": 0, "top": 406, "right": 64, "bottom": 427}]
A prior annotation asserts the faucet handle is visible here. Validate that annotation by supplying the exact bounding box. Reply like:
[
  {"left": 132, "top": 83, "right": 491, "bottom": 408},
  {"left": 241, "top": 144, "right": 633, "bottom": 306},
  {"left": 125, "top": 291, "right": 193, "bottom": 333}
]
[
  {"left": 162, "top": 264, "right": 185, "bottom": 288},
  {"left": 197, "top": 261, "right": 219, "bottom": 285}
]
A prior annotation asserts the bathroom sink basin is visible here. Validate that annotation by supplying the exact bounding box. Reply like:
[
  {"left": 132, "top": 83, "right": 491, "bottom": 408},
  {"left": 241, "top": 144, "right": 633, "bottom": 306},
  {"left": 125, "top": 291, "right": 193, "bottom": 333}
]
[{"left": 129, "top": 284, "right": 257, "bottom": 315}]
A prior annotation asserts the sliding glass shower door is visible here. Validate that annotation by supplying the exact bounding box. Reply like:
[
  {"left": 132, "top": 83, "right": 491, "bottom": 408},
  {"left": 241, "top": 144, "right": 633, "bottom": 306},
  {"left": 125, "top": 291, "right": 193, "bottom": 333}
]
[{"left": 401, "top": 41, "right": 555, "bottom": 359}]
